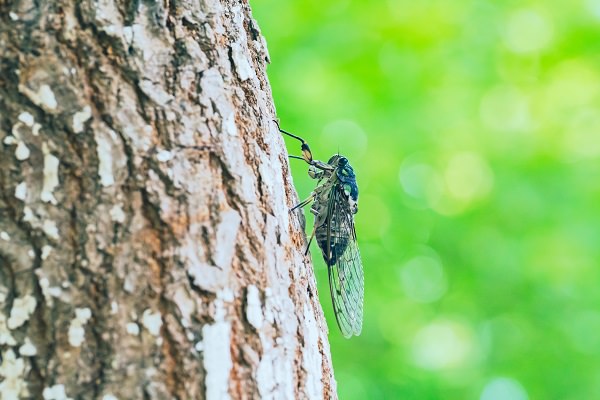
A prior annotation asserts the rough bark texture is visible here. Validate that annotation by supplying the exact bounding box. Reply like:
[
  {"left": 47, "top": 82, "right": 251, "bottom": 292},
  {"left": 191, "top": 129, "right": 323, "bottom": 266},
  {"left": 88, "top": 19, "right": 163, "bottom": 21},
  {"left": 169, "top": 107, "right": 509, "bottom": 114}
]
[{"left": 0, "top": 1, "right": 337, "bottom": 399}]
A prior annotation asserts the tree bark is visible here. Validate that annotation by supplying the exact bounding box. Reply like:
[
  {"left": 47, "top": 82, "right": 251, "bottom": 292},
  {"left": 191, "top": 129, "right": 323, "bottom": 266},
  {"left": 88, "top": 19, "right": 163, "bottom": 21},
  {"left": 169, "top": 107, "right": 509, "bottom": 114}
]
[{"left": 0, "top": 1, "right": 336, "bottom": 399}]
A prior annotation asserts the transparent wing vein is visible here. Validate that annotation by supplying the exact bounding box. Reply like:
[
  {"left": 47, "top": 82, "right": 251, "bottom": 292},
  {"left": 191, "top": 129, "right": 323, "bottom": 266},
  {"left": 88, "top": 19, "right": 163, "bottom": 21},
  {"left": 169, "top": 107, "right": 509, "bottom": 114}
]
[{"left": 326, "top": 185, "right": 364, "bottom": 338}]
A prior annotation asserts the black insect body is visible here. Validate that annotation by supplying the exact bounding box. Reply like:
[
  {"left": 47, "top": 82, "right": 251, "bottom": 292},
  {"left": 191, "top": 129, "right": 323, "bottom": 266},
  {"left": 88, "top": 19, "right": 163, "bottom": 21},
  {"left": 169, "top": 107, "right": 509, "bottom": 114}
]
[{"left": 277, "top": 122, "right": 364, "bottom": 338}]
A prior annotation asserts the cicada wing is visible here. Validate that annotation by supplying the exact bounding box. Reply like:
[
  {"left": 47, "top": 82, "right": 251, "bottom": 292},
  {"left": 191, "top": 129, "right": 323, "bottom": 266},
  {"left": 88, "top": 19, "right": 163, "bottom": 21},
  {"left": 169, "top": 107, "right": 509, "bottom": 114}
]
[{"left": 325, "top": 186, "right": 364, "bottom": 338}]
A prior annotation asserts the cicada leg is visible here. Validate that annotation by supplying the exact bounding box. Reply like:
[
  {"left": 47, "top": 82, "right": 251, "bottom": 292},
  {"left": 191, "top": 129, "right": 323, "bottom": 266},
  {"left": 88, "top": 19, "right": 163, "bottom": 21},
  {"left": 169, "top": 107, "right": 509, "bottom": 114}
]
[
  {"left": 290, "top": 194, "right": 314, "bottom": 212},
  {"left": 305, "top": 224, "right": 317, "bottom": 256},
  {"left": 308, "top": 166, "right": 324, "bottom": 180}
]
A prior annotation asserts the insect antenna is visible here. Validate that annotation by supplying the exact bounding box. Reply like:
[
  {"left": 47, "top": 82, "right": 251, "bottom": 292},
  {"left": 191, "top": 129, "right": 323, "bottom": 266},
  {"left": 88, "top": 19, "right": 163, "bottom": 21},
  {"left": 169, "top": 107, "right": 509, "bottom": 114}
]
[
  {"left": 274, "top": 119, "right": 314, "bottom": 163},
  {"left": 273, "top": 119, "right": 307, "bottom": 144}
]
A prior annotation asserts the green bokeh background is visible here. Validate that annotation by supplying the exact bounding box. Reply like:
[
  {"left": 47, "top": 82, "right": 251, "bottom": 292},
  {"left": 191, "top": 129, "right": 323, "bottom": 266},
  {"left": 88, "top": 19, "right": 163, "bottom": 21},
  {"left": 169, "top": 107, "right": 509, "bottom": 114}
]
[{"left": 251, "top": 0, "right": 600, "bottom": 398}]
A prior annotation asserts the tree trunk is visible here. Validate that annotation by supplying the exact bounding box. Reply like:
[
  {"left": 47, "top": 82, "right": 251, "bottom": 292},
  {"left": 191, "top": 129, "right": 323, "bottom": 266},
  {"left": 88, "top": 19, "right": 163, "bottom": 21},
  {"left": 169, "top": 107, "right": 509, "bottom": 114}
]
[{"left": 0, "top": 1, "right": 336, "bottom": 398}]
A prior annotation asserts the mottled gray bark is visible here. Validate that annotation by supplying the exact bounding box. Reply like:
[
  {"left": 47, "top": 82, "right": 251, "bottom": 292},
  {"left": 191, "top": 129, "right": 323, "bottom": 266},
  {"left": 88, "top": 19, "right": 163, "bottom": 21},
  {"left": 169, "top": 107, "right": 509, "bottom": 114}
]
[{"left": 0, "top": 1, "right": 336, "bottom": 399}]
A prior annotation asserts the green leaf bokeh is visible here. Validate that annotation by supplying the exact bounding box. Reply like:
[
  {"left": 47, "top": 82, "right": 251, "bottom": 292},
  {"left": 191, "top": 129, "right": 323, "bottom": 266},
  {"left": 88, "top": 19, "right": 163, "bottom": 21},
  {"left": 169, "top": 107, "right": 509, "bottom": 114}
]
[{"left": 252, "top": 0, "right": 600, "bottom": 398}]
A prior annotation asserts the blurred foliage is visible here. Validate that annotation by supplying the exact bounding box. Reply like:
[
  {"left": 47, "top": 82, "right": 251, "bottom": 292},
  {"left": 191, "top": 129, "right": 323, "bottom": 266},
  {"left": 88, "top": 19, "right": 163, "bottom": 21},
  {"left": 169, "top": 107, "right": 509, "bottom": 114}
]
[{"left": 251, "top": 0, "right": 600, "bottom": 398}]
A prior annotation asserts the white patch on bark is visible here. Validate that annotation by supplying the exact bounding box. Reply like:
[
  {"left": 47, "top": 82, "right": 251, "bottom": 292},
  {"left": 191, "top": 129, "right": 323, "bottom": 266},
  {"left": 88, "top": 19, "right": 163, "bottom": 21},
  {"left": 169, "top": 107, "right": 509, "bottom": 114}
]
[
  {"left": 38, "top": 276, "right": 62, "bottom": 307},
  {"left": 156, "top": 149, "right": 172, "bottom": 162},
  {"left": 11, "top": 121, "right": 22, "bottom": 137},
  {"left": 9, "top": 12, "right": 18, "bottom": 21},
  {"left": 38, "top": 277, "right": 52, "bottom": 302},
  {"left": 18, "top": 111, "right": 35, "bottom": 127},
  {"left": 231, "top": 42, "right": 255, "bottom": 81},
  {"left": 3, "top": 135, "right": 17, "bottom": 145},
  {"left": 214, "top": 210, "right": 241, "bottom": 270},
  {"left": 186, "top": 210, "right": 241, "bottom": 292},
  {"left": 68, "top": 307, "right": 92, "bottom": 347},
  {"left": 302, "top": 303, "right": 324, "bottom": 400},
  {"left": 256, "top": 351, "right": 275, "bottom": 398},
  {"left": 142, "top": 309, "right": 162, "bottom": 336},
  {"left": 0, "top": 232, "right": 9, "bottom": 241},
  {"left": 19, "top": 337, "right": 37, "bottom": 356},
  {"left": 19, "top": 84, "right": 57, "bottom": 111},
  {"left": 41, "top": 245, "right": 53, "bottom": 260},
  {"left": 22, "top": 206, "right": 35, "bottom": 223},
  {"left": 245, "top": 285, "right": 263, "bottom": 330},
  {"left": 130, "top": 22, "right": 168, "bottom": 64},
  {"left": 219, "top": 288, "right": 235, "bottom": 303},
  {"left": 255, "top": 252, "right": 297, "bottom": 400},
  {"left": 7, "top": 295, "right": 37, "bottom": 329},
  {"left": 103, "top": 25, "right": 121, "bottom": 36},
  {"left": 0, "top": 349, "right": 26, "bottom": 398},
  {"left": 37, "top": 275, "right": 63, "bottom": 306},
  {"left": 252, "top": 19, "right": 271, "bottom": 63},
  {"left": 41, "top": 143, "right": 60, "bottom": 205},
  {"left": 202, "top": 321, "right": 232, "bottom": 400},
  {"left": 123, "top": 276, "right": 135, "bottom": 293},
  {"left": 72, "top": 106, "right": 92, "bottom": 133},
  {"left": 218, "top": 128, "right": 256, "bottom": 203},
  {"left": 223, "top": 112, "right": 238, "bottom": 136},
  {"left": 32, "top": 122, "right": 42, "bottom": 136},
  {"left": 199, "top": 69, "right": 229, "bottom": 115},
  {"left": 15, "top": 141, "right": 30, "bottom": 161},
  {"left": 109, "top": 204, "right": 126, "bottom": 223},
  {"left": 42, "top": 219, "right": 60, "bottom": 240},
  {"left": 43, "top": 384, "right": 73, "bottom": 400},
  {"left": 102, "top": 395, "right": 119, "bottom": 400},
  {"left": 38, "top": 85, "right": 58, "bottom": 110},
  {"left": 139, "top": 79, "right": 173, "bottom": 106},
  {"left": 173, "top": 288, "right": 195, "bottom": 327},
  {"left": 94, "top": 0, "right": 122, "bottom": 27},
  {"left": 230, "top": 5, "right": 257, "bottom": 82},
  {"left": 0, "top": 314, "right": 17, "bottom": 346},
  {"left": 256, "top": 340, "right": 295, "bottom": 400},
  {"left": 263, "top": 287, "right": 274, "bottom": 323},
  {"left": 123, "top": 26, "right": 133, "bottom": 44},
  {"left": 96, "top": 130, "right": 116, "bottom": 187},
  {"left": 126, "top": 322, "right": 140, "bottom": 336},
  {"left": 14, "top": 181, "right": 27, "bottom": 201}
]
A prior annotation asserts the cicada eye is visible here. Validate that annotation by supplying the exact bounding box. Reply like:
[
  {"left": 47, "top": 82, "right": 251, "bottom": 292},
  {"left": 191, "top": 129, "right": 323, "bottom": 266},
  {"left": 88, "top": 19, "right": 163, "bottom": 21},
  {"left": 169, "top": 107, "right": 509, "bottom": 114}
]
[{"left": 338, "top": 157, "right": 348, "bottom": 166}]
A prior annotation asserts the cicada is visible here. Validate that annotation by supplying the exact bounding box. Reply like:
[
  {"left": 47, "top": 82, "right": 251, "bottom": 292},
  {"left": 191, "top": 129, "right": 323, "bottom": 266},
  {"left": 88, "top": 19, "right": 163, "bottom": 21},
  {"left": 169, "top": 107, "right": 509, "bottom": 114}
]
[{"left": 277, "top": 121, "right": 364, "bottom": 338}]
